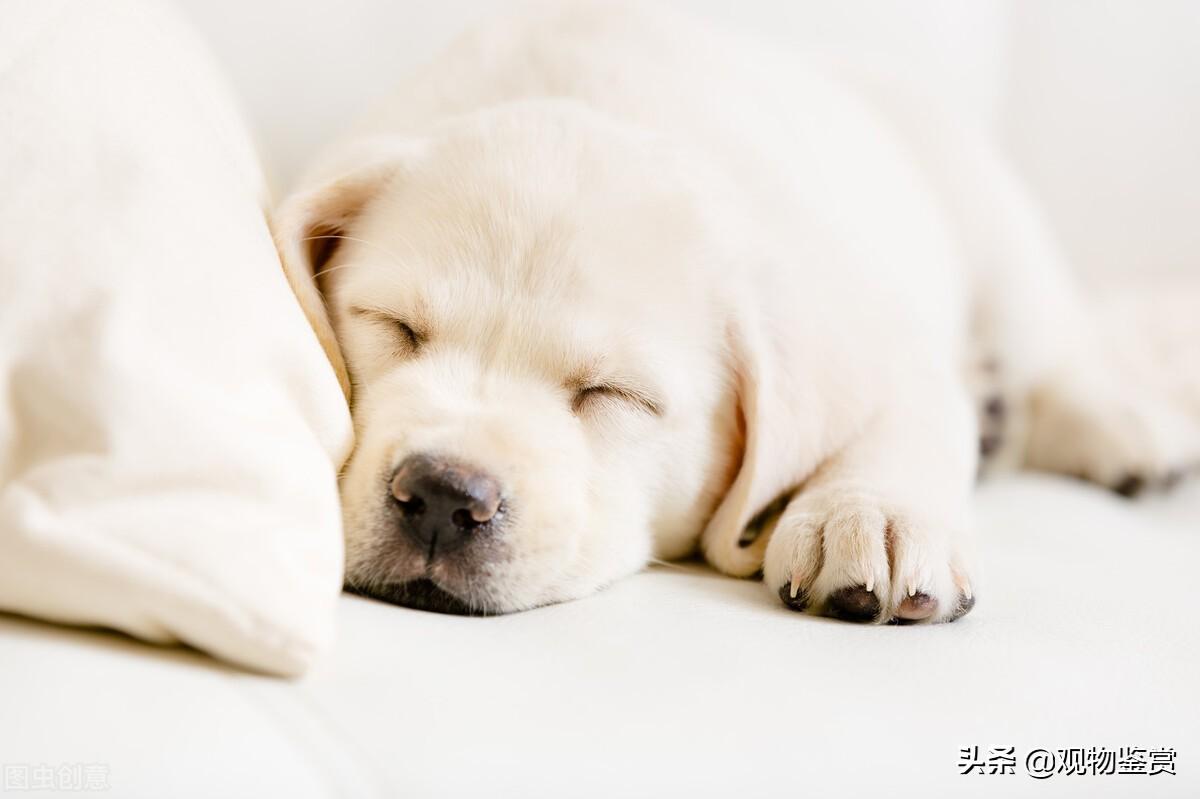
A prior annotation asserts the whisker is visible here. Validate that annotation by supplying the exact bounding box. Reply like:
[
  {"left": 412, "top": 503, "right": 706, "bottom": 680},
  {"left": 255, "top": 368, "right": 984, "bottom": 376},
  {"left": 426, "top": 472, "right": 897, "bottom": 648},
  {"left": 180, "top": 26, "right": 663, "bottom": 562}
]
[
  {"left": 312, "top": 260, "right": 371, "bottom": 280},
  {"left": 300, "top": 233, "right": 407, "bottom": 267}
]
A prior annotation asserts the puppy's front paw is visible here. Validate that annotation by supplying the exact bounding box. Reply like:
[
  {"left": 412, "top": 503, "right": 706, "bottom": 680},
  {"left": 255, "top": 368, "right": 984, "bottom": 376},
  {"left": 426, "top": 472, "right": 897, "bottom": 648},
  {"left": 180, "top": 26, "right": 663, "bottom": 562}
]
[{"left": 762, "top": 487, "right": 974, "bottom": 624}]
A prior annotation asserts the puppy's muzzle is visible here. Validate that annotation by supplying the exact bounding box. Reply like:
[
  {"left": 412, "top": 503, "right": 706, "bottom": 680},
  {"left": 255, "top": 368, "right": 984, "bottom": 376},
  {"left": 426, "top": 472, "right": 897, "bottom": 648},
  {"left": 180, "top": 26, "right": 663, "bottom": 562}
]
[{"left": 390, "top": 453, "right": 502, "bottom": 557}]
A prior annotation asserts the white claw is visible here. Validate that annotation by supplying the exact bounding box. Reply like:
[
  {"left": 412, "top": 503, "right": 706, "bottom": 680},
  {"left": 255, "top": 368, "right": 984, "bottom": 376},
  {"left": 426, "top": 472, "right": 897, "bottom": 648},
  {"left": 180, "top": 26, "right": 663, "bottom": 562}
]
[
  {"left": 908, "top": 583, "right": 917, "bottom": 597},
  {"left": 865, "top": 575, "right": 874, "bottom": 593},
  {"left": 789, "top": 574, "right": 802, "bottom": 599}
]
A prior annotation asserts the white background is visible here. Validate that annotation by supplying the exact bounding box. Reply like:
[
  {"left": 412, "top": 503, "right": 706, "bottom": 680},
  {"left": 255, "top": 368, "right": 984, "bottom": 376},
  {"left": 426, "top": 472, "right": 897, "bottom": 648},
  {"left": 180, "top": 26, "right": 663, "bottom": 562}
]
[{"left": 175, "top": 0, "right": 1200, "bottom": 283}]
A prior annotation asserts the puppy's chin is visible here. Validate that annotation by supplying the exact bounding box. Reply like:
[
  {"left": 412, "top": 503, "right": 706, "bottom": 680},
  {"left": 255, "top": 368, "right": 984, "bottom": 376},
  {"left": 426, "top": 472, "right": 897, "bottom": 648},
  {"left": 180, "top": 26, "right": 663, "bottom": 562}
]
[{"left": 346, "top": 579, "right": 502, "bottom": 617}]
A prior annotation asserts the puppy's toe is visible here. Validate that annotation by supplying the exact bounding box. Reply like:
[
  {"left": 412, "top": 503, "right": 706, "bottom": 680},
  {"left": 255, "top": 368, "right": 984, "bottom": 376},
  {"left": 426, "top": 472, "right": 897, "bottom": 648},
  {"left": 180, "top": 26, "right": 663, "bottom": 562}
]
[
  {"left": 945, "top": 592, "right": 976, "bottom": 622},
  {"left": 777, "top": 582, "right": 809, "bottom": 612},
  {"left": 893, "top": 591, "right": 938, "bottom": 623},
  {"left": 826, "top": 585, "right": 881, "bottom": 622},
  {"left": 1113, "top": 473, "right": 1147, "bottom": 498}
]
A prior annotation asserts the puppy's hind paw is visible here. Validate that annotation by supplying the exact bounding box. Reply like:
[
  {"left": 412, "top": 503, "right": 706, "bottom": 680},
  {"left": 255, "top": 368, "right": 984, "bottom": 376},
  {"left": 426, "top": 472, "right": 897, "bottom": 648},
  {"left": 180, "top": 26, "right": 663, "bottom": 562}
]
[{"left": 1025, "top": 374, "right": 1200, "bottom": 498}]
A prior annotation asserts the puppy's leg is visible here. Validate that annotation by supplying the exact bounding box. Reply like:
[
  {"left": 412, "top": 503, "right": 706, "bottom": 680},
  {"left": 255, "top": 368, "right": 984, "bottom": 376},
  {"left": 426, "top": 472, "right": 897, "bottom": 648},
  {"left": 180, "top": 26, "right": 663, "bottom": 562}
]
[
  {"left": 955, "top": 160, "right": 1200, "bottom": 492},
  {"left": 956, "top": 154, "right": 1200, "bottom": 492},
  {"left": 762, "top": 377, "right": 977, "bottom": 624},
  {"left": 854, "top": 72, "right": 1200, "bottom": 493}
]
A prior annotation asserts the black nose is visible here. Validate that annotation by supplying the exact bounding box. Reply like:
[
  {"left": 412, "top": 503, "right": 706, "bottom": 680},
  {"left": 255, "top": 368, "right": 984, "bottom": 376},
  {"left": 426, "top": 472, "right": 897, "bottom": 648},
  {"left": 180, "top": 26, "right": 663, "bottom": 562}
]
[{"left": 390, "top": 454, "right": 502, "bottom": 555}]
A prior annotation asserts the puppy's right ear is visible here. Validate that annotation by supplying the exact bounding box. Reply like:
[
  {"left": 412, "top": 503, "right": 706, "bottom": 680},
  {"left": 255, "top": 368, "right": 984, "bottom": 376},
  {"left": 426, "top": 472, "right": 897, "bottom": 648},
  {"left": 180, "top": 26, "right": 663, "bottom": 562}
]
[{"left": 271, "top": 139, "right": 419, "bottom": 400}]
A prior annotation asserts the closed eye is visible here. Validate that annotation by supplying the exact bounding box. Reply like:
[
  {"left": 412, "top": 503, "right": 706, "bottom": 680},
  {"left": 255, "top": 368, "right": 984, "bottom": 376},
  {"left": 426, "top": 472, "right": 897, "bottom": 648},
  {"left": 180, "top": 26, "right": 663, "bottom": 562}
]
[
  {"left": 572, "top": 382, "right": 663, "bottom": 417},
  {"left": 349, "top": 307, "right": 426, "bottom": 354}
]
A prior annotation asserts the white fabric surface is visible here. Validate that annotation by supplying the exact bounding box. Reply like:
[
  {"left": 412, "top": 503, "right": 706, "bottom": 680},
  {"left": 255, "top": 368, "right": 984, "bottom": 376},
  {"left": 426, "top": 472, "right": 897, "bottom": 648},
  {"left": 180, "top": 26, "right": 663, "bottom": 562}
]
[
  {"left": 2, "top": 477, "right": 1197, "bottom": 797},
  {"left": 0, "top": 0, "right": 351, "bottom": 676}
]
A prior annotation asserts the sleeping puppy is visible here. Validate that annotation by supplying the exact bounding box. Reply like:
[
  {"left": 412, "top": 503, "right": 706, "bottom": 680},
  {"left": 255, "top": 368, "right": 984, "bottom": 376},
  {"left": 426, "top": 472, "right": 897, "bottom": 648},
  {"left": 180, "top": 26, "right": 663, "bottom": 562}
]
[{"left": 274, "top": 3, "right": 1200, "bottom": 623}]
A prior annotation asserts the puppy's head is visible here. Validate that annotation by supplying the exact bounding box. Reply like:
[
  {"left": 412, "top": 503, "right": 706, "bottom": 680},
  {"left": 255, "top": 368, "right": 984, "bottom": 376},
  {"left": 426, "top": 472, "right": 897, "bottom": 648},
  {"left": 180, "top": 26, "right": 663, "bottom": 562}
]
[{"left": 275, "top": 102, "right": 749, "bottom": 614}]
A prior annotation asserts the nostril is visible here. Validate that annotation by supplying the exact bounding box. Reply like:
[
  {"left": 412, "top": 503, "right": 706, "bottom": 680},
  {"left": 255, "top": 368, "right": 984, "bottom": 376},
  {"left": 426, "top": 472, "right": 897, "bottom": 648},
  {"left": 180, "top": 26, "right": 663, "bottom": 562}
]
[
  {"left": 390, "top": 469, "right": 427, "bottom": 515},
  {"left": 451, "top": 508, "right": 481, "bottom": 529},
  {"left": 395, "top": 495, "right": 426, "bottom": 516}
]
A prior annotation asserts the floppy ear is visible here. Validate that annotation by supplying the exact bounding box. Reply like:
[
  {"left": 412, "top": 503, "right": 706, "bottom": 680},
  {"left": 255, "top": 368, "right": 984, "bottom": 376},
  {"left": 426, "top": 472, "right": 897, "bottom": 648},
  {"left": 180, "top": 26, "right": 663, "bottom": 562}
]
[
  {"left": 700, "top": 310, "right": 802, "bottom": 577},
  {"left": 271, "top": 139, "right": 418, "bottom": 400}
]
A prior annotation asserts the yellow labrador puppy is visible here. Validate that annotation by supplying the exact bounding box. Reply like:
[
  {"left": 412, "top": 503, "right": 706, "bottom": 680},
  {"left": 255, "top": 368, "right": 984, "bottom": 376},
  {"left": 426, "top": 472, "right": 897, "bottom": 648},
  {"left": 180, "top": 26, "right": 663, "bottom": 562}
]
[{"left": 275, "top": 3, "right": 1200, "bottom": 622}]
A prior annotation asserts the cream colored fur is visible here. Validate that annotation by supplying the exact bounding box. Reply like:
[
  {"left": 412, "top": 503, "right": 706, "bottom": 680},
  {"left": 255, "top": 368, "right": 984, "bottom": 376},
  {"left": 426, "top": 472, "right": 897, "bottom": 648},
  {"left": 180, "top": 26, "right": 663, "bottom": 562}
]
[{"left": 274, "top": 3, "right": 1200, "bottom": 621}]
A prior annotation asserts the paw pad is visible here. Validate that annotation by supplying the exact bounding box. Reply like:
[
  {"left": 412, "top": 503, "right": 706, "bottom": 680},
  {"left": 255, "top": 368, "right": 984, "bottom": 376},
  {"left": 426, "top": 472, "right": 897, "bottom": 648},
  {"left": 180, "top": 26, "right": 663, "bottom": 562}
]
[
  {"left": 825, "top": 585, "right": 881, "bottom": 622},
  {"left": 1113, "top": 473, "right": 1146, "bottom": 498},
  {"left": 893, "top": 591, "right": 937, "bottom": 624}
]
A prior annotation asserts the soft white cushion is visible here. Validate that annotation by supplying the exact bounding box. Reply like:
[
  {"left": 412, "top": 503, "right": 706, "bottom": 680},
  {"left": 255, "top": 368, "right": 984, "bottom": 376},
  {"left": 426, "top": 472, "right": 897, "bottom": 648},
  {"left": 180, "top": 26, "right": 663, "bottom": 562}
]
[{"left": 0, "top": 0, "right": 351, "bottom": 676}]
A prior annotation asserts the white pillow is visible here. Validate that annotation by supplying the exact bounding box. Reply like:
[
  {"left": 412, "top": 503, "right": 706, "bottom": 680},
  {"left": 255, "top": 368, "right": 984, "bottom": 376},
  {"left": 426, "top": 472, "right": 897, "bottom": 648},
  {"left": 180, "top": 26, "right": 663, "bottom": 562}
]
[{"left": 0, "top": 0, "right": 352, "bottom": 675}]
